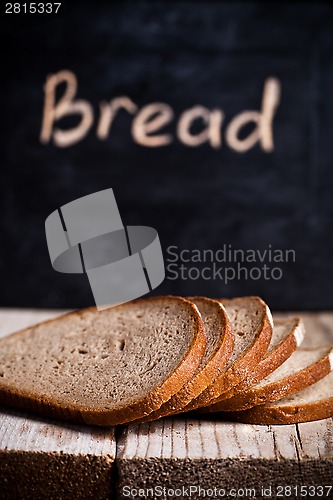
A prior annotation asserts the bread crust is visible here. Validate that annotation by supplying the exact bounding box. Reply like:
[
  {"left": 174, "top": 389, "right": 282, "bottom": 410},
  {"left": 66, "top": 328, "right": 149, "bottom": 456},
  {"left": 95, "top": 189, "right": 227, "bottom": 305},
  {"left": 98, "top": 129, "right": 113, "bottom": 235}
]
[
  {"left": 200, "top": 318, "right": 305, "bottom": 412},
  {"left": 200, "top": 346, "right": 333, "bottom": 413},
  {"left": 133, "top": 297, "right": 234, "bottom": 424},
  {"left": 221, "top": 318, "right": 304, "bottom": 398},
  {"left": 182, "top": 296, "right": 273, "bottom": 412},
  {"left": 219, "top": 397, "right": 333, "bottom": 425},
  {"left": 0, "top": 296, "right": 206, "bottom": 426}
]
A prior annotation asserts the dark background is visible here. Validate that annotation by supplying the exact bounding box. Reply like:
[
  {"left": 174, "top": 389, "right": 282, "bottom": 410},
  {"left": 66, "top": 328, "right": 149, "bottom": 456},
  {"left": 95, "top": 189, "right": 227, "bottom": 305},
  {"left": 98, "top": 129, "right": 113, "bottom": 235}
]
[{"left": 2, "top": 1, "right": 333, "bottom": 309}]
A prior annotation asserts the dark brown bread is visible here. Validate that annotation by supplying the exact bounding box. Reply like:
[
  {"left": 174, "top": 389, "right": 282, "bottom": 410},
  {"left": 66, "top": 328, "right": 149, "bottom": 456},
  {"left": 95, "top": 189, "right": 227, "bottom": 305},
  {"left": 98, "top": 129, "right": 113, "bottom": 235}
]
[
  {"left": 133, "top": 297, "right": 234, "bottom": 423},
  {"left": 220, "top": 368, "right": 333, "bottom": 424},
  {"left": 201, "top": 317, "right": 305, "bottom": 411},
  {"left": 200, "top": 345, "right": 333, "bottom": 413},
  {"left": 181, "top": 296, "right": 273, "bottom": 413},
  {"left": 0, "top": 296, "right": 206, "bottom": 426}
]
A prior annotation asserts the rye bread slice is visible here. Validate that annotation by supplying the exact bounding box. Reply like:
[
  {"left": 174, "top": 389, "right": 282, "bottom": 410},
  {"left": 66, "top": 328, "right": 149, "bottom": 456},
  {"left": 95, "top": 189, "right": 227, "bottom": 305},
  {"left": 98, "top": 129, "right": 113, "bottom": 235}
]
[
  {"left": 201, "top": 345, "right": 333, "bottom": 412},
  {"left": 181, "top": 296, "right": 273, "bottom": 413},
  {"left": 0, "top": 296, "right": 206, "bottom": 426},
  {"left": 220, "top": 368, "right": 333, "bottom": 425},
  {"left": 133, "top": 297, "right": 234, "bottom": 424},
  {"left": 203, "top": 317, "right": 305, "bottom": 407}
]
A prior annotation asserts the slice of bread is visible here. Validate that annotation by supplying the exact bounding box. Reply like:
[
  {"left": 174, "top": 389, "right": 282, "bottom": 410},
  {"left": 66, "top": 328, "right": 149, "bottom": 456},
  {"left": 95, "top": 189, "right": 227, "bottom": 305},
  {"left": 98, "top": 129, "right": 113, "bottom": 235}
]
[
  {"left": 219, "top": 369, "right": 333, "bottom": 425},
  {"left": 181, "top": 296, "right": 273, "bottom": 413},
  {"left": 0, "top": 296, "right": 206, "bottom": 426},
  {"left": 201, "top": 345, "right": 333, "bottom": 412},
  {"left": 133, "top": 297, "right": 234, "bottom": 423},
  {"left": 202, "top": 317, "right": 305, "bottom": 408}
]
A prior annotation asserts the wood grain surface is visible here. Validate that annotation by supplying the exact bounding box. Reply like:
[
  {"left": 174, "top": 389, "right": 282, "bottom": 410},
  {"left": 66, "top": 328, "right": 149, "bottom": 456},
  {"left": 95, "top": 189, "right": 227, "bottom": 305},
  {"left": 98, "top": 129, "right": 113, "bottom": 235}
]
[
  {"left": 117, "top": 418, "right": 333, "bottom": 498},
  {"left": 0, "top": 309, "right": 332, "bottom": 499}
]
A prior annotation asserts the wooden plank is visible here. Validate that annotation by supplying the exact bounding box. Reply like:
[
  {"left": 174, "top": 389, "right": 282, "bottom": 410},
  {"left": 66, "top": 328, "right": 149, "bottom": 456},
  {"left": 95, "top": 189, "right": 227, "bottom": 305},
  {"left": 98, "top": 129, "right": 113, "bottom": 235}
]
[
  {"left": 0, "top": 408, "right": 114, "bottom": 455},
  {"left": 0, "top": 309, "right": 69, "bottom": 340},
  {"left": 274, "top": 311, "right": 333, "bottom": 346},
  {"left": 117, "top": 418, "right": 333, "bottom": 498},
  {"left": 0, "top": 408, "right": 116, "bottom": 500},
  {"left": 118, "top": 418, "right": 333, "bottom": 461},
  {"left": 0, "top": 309, "right": 116, "bottom": 500}
]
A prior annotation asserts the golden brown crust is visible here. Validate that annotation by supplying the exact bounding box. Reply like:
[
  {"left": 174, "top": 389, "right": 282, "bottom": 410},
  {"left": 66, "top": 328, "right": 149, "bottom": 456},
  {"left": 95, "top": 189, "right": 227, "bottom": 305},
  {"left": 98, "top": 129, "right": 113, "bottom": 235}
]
[
  {"left": 200, "top": 346, "right": 333, "bottom": 413},
  {"left": 219, "top": 397, "right": 333, "bottom": 425},
  {"left": 220, "top": 318, "right": 302, "bottom": 399},
  {"left": 0, "top": 296, "right": 206, "bottom": 426},
  {"left": 199, "top": 317, "right": 303, "bottom": 412},
  {"left": 182, "top": 297, "right": 273, "bottom": 413},
  {"left": 133, "top": 297, "right": 234, "bottom": 424}
]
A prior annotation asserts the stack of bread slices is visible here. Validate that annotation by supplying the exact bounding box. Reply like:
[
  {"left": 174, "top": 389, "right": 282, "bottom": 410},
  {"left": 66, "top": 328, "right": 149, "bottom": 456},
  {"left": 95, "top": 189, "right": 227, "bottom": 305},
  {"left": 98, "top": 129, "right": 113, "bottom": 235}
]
[{"left": 0, "top": 296, "right": 332, "bottom": 426}]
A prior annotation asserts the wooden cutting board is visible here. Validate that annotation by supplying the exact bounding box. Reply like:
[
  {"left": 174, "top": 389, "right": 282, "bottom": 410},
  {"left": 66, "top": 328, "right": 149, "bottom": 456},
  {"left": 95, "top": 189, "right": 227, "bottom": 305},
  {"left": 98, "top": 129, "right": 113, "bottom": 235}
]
[{"left": 0, "top": 309, "right": 332, "bottom": 499}]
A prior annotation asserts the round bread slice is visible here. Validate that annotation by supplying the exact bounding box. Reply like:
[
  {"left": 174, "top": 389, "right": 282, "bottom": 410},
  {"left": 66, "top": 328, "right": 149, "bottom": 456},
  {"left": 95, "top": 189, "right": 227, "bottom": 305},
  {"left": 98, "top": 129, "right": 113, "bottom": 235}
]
[
  {"left": 200, "top": 345, "right": 333, "bottom": 412},
  {"left": 0, "top": 296, "right": 206, "bottom": 426},
  {"left": 132, "top": 297, "right": 234, "bottom": 424},
  {"left": 181, "top": 296, "right": 273, "bottom": 412},
  {"left": 219, "top": 369, "right": 333, "bottom": 425},
  {"left": 202, "top": 317, "right": 305, "bottom": 409}
]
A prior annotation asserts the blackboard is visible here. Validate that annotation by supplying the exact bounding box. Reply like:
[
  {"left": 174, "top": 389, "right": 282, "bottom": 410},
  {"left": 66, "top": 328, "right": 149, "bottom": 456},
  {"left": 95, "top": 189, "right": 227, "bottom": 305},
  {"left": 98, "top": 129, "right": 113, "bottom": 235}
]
[{"left": 2, "top": 1, "right": 333, "bottom": 309}]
